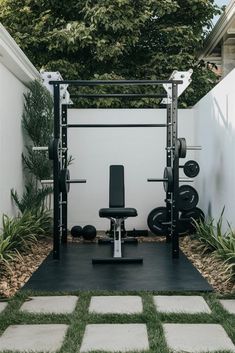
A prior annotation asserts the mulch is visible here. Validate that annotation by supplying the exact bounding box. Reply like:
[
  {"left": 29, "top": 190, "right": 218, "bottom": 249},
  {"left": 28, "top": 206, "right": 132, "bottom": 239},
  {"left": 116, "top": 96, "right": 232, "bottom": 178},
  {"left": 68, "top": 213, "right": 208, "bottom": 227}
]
[{"left": 0, "top": 234, "right": 234, "bottom": 298}]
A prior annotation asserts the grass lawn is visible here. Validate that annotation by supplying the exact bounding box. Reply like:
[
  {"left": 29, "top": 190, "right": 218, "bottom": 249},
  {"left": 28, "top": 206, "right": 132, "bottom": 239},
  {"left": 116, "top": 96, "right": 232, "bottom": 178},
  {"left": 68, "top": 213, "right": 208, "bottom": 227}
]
[{"left": 0, "top": 290, "right": 234, "bottom": 353}]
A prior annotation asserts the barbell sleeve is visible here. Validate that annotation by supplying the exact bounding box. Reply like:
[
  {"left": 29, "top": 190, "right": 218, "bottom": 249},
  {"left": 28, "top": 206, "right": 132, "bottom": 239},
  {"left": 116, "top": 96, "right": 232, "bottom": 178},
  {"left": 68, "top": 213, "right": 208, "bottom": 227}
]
[
  {"left": 32, "top": 146, "right": 48, "bottom": 151},
  {"left": 187, "top": 146, "right": 202, "bottom": 150},
  {"left": 68, "top": 179, "right": 87, "bottom": 183},
  {"left": 32, "top": 146, "right": 67, "bottom": 151},
  {"left": 165, "top": 146, "right": 202, "bottom": 151},
  {"left": 41, "top": 179, "right": 87, "bottom": 184},
  {"left": 147, "top": 178, "right": 194, "bottom": 182}
]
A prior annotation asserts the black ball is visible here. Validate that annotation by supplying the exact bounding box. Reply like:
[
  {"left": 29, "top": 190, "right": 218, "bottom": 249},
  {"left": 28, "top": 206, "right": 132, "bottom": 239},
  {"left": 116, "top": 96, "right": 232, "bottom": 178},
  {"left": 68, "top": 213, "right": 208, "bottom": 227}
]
[
  {"left": 71, "top": 225, "right": 83, "bottom": 238},
  {"left": 83, "top": 225, "right": 97, "bottom": 241}
]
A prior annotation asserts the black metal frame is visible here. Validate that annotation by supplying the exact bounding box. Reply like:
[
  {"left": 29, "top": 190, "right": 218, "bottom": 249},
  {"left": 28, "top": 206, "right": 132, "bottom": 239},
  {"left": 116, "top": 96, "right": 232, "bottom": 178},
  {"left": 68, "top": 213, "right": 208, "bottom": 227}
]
[
  {"left": 50, "top": 79, "right": 182, "bottom": 260},
  {"left": 61, "top": 104, "right": 68, "bottom": 244}
]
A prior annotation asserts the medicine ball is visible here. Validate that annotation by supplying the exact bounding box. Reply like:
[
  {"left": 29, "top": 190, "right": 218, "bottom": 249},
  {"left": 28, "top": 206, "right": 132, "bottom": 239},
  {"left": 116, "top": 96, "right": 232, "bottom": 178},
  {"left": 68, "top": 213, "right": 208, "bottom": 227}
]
[
  {"left": 71, "top": 225, "right": 83, "bottom": 238},
  {"left": 83, "top": 225, "right": 97, "bottom": 241}
]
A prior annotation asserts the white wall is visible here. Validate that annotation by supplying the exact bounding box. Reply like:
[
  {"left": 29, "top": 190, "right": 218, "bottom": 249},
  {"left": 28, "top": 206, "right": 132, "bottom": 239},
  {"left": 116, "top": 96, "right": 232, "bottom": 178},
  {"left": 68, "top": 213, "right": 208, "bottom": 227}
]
[
  {"left": 194, "top": 68, "right": 235, "bottom": 227},
  {"left": 0, "top": 63, "right": 25, "bottom": 218},
  {"left": 0, "top": 25, "right": 40, "bottom": 220},
  {"left": 68, "top": 108, "right": 196, "bottom": 230}
]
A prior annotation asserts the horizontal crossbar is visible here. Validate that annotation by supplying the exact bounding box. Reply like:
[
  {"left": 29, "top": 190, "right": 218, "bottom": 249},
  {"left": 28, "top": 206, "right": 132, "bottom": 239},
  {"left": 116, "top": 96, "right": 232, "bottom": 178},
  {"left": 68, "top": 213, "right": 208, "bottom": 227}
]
[
  {"left": 70, "top": 93, "right": 167, "bottom": 99},
  {"left": 49, "top": 79, "right": 183, "bottom": 86},
  {"left": 66, "top": 124, "right": 168, "bottom": 128}
]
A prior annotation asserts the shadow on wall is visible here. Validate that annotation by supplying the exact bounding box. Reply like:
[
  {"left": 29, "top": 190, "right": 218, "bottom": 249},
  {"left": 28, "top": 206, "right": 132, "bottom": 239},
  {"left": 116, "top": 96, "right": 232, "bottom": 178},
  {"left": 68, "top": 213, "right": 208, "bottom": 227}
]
[{"left": 194, "top": 69, "right": 235, "bottom": 229}]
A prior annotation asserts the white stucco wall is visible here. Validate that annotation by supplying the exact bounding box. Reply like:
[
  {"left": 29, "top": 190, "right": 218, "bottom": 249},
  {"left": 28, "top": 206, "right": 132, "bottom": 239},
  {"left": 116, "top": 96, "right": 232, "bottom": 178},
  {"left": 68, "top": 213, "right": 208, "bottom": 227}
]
[
  {"left": 0, "top": 24, "right": 40, "bottom": 220},
  {"left": 0, "top": 63, "right": 26, "bottom": 217},
  {"left": 68, "top": 108, "right": 196, "bottom": 230},
  {"left": 194, "top": 68, "right": 235, "bottom": 227}
]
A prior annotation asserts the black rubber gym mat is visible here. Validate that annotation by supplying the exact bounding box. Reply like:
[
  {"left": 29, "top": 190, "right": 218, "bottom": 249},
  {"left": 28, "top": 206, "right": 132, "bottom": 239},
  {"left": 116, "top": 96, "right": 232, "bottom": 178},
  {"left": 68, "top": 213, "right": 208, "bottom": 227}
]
[{"left": 23, "top": 242, "right": 212, "bottom": 291}]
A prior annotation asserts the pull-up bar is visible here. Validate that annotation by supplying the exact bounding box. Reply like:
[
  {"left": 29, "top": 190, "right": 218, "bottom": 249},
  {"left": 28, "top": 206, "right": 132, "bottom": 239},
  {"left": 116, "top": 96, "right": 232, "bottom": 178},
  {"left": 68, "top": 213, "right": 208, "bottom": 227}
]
[
  {"left": 49, "top": 79, "right": 183, "bottom": 86},
  {"left": 65, "top": 124, "right": 168, "bottom": 128},
  {"left": 70, "top": 93, "right": 167, "bottom": 99}
]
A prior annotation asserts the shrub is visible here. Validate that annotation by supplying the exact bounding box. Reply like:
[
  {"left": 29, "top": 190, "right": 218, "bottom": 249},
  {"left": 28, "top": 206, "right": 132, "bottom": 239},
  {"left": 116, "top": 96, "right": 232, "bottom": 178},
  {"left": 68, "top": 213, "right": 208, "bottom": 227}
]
[
  {"left": 0, "top": 210, "right": 52, "bottom": 270},
  {"left": 194, "top": 210, "right": 235, "bottom": 281}
]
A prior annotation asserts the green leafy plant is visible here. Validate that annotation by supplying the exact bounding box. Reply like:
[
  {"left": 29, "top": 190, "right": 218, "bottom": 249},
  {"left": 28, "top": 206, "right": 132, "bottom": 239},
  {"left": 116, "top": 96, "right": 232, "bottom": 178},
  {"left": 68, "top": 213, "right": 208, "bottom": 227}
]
[
  {"left": 0, "top": 211, "right": 52, "bottom": 271},
  {"left": 194, "top": 209, "right": 235, "bottom": 281},
  {"left": 11, "top": 80, "right": 54, "bottom": 214},
  {"left": 22, "top": 80, "right": 53, "bottom": 181},
  {"left": 0, "top": 0, "right": 221, "bottom": 107},
  {"left": 11, "top": 183, "right": 52, "bottom": 214}
]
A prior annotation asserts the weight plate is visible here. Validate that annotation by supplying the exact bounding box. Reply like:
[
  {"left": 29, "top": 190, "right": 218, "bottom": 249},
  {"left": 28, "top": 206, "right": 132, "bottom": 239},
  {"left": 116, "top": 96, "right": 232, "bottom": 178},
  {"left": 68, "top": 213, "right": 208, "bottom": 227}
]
[
  {"left": 59, "top": 168, "right": 70, "bottom": 194},
  {"left": 183, "top": 160, "right": 200, "bottom": 178},
  {"left": 180, "top": 207, "right": 205, "bottom": 234},
  {"left": 179, "top": 185, "right": 199, "bottom": 211},
  {"left": 177, "top": 219, "right": 191, "bottom": 236},
  {"left": 48, "top": 138, "right": 60, "bottom": 160},
  {"left": 164, "top": 167, "right": 173, "bottom": 193},
  {"left": 147, "top": 207, "right": 170, "bottom": 235},
  {"left": 178, "top": 137, "right": 187, "bottom": 158}
]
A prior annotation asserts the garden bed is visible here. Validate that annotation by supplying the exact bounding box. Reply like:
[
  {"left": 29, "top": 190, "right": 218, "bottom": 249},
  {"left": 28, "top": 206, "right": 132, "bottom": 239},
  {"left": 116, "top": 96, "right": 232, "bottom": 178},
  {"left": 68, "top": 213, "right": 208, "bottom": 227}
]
[
  {"left": 0, "top": 235, "right": 234, "bottom": 297},
  {"left": 0, "top": 238, "right": 52, "bottom": 298}
]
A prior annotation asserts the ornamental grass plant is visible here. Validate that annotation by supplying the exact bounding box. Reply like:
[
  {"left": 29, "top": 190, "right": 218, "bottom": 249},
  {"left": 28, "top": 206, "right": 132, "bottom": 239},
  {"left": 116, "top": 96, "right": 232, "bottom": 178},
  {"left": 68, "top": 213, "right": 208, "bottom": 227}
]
[
  {"left": 194, "top": 209, "right": 235, "bottom": 281},
  {"left": 0, "top": 210, "right": 52, "bottom": 271}
]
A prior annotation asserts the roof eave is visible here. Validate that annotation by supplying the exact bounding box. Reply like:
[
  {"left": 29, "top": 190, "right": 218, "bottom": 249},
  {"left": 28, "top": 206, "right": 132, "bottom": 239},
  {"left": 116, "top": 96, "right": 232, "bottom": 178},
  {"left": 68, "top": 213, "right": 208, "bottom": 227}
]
[
  {"left": 0, "top": 23, "right": 40, "bottom": 85},
  {"left": 199, "top": 0, "right": 235, "bottom": 60}
]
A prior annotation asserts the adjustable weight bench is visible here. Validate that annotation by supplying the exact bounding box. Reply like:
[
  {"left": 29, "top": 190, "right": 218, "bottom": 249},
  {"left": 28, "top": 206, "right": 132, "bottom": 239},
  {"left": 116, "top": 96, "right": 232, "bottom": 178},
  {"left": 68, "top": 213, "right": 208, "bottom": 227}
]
[{"left": 92, "top": 165, "right": 143, "bottom": 264}]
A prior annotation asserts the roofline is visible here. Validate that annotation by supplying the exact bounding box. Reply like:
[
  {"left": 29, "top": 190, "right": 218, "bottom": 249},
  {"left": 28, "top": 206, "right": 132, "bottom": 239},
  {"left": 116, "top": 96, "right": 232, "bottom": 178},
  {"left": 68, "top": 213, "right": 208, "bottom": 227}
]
[
  {"left": 199, "top": 0, "right": 235, "bottom": 60},
  {"left": 0, "top": 23, "right": 40, "bottom": 84}
]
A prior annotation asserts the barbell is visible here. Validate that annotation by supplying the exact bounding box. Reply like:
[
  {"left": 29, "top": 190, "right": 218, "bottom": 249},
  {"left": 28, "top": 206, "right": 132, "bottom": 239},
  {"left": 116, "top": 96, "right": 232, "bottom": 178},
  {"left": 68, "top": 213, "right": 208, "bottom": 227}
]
[
  {"left": 177, "top": 138, "right": 201, "bottom": 158},
  {"left": 32, "top": 139, "right": 66, "bottom": 160},
  {"left": 41, "top": 168, "right": 86, "bottom": 193},
  {"left": 148, "top": 167, "right": 193, "bottom": 193}
]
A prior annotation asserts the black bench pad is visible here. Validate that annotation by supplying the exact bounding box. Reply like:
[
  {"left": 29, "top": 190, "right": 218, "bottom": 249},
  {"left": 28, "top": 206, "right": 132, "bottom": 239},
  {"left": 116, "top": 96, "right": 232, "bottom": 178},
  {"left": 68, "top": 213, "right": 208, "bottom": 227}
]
[{"left": 99, "top": 208, "right": 137, "bottom": 218}]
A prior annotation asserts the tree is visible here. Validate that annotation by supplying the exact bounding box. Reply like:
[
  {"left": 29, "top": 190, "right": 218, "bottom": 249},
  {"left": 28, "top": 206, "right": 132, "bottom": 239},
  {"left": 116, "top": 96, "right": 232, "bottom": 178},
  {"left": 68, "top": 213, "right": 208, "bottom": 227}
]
[{"left": 0, "top": 0, "right": 221, "bottom": 106}]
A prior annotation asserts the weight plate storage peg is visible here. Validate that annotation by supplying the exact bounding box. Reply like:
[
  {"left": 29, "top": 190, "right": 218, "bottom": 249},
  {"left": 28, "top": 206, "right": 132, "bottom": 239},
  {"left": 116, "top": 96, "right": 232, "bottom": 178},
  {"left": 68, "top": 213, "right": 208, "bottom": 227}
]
[
  {"left": 164, "top": 167, "right": 173, "bottom": 193},
  {"left": 183, "top": 160, "right": 200, "bottom": 178},
  {"left": 59, "top": 169, "right": 70, "bottom": 193},
  {"left": 147, "top": 207, "right": 170, "bottom": 235},
  {"left": 178, "top": 137, "right": 187, "bottom": 158},
  {"left": 48, "top": 138, "right": 60, "bottom": 160},
  {"left": 180, "top": 207, "right": 205, "bottom": 234},
  {"left": 179, "top": 185, "right": 199, "bottom": 211}
]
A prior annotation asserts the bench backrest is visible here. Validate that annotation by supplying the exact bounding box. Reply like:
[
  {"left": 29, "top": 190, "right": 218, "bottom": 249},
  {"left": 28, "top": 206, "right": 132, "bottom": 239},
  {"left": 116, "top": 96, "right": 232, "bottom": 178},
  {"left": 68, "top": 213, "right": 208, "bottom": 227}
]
[{"left": 109, "top": 165, "right": 125, "bottom": 208}]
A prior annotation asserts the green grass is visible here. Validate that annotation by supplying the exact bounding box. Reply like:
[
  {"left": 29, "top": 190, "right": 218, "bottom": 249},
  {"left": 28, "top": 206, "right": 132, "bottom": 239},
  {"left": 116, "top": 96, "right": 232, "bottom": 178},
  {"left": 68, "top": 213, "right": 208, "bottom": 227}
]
[{"left": 0, "top": 291, "right": 234, "bottom": 353}]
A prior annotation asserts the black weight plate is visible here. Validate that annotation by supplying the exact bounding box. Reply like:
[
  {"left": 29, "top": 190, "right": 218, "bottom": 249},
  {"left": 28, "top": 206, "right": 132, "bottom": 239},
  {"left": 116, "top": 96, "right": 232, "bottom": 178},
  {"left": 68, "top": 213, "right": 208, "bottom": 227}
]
[
  {"left": 147, "top": 207, "right": 170, "bottom": 235},
  {"left": 180, "top": 207, "right": 205, "bottom": 234},
  {"left": 59, "top": 169, "right": 70, "bottom": 194},
  {"left": 184, "top": 160, "right": 200, "bottom": 178},
  {"left": 164, "top": 167, "right": 173, "bottom": 193},
  {"left": 178, "top": 137, "right": 187, "bottom": 158},
  {"left": 48, "top": 138, "right": 60, "bottom": 160},
  {"left": 177, "top": 219, "right": 191, "bottom": 236},
  {"left": 179, "top": 185, "right": 199, "bottom": 211}
]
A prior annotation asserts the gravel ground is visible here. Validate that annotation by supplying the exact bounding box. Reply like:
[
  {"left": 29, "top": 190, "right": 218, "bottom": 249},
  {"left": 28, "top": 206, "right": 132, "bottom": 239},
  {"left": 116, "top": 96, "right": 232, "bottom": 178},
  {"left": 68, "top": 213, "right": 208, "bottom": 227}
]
[
  {"left": 0, "top": 234, "right": 234, "bottom": 297},
  {"left": 0, "top": 238, "right": 52, "bottom": 298}
]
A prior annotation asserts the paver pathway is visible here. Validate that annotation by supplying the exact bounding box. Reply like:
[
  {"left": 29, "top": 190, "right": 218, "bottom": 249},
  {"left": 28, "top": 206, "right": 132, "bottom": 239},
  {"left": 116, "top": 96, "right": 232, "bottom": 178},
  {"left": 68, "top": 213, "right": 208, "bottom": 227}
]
[
  {"left": 0, "top": 294, "right": 234, "bottom": 352},
  {"left": 0, "top": 303, "right": 7, "bottom": 314},
  {"left": 220, "top": 299, "right": 235, "bottom": 314},
  {"left": 20, "top": 295, "right": 78, "bottom": 314}
]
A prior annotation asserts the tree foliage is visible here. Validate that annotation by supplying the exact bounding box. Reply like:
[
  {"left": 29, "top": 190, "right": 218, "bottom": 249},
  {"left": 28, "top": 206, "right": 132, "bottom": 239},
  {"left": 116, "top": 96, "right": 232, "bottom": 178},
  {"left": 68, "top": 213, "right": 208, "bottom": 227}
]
[{"left": 0, "top": 0, "right": 221, "bottom": 106}]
